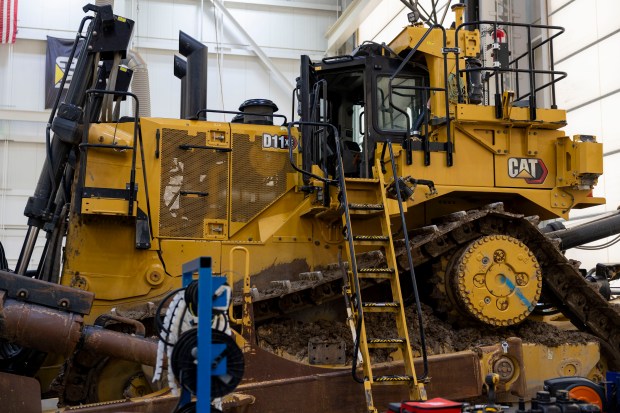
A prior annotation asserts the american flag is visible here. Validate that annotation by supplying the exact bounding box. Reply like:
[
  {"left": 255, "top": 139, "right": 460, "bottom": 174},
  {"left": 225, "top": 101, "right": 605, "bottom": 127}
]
[{"left": 1, "top": 0, "right": 18, "bottom": 44}]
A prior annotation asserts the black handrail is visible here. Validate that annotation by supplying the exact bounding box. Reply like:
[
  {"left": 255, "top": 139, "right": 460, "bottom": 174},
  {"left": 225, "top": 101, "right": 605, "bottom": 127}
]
[
  {"left": 82, "top": 89, "right": 142, "bottom": 218},
  {"left": 286, "top": 121, "right": 338, "bottom": 185},
  {"left": 178, "top": 144, "right": 232, "bottom": 152},
  {"left": 454, "top": 20, "right": 566, "bottom": 118},
  {"left": 384, "top": 141, "right": 429, "bottom": 380},
  {"left": 194, "top": 108, "right": 287, "bottom": 125},
  {"left": 387, "top": 23, "right": 454, "bottom": 166},
  {"left": 286, "top": 119, "right": 366, "bottom": 382},
  {"left": 330, "top": 125, "right": 366, "bottom": 385},
  {"left": 468, "top": 67, "right": 567, "bottom": 101},
  {"left": 79, "top": 143, "right": 134, "bottom": 150}
]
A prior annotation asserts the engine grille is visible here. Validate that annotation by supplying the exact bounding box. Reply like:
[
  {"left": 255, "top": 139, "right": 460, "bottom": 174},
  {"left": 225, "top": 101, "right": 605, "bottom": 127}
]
[
  {"left": 231, "top": 133, "right": 293, "bottom": 223},
  {"left": 159, "top": 128, "right": 229, "bottom": 239}
]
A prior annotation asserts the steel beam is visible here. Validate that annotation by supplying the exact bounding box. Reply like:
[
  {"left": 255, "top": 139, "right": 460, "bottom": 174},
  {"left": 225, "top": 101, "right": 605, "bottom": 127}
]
[
  {"left": 16, "top": 27, "right": 324, "bottom": 61},
  {"left": 224, "top": 0, "right": 340, "bottom": 12},
  {"left": 325, "top": 0, "right": 381, "bottom": 54},
  {"left": 208, "top": 0, "right": 295, "bottom": 93}
]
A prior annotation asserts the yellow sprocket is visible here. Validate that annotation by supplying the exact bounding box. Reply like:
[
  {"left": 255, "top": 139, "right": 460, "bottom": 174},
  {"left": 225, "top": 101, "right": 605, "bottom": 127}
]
[{"left": 434, "top": 234, "right": 542, "bottom": 327}]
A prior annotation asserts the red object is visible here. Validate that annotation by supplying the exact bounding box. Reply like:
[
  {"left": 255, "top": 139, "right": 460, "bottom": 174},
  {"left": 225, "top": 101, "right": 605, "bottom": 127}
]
[
  {"left": 401, "top": 398, "right": 463, "bottom": 413},
  {"left": 0, "top": 0, "right": 18, "bottom": 44},
  {"left": 568, "top": 386, "right": 603, "bottom": 411},
  {"left": 493, "top": 28, "right": 506, "bottom": 42}
]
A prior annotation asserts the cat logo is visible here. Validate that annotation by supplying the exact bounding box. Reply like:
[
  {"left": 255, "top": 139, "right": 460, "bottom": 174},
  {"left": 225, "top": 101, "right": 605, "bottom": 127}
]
[
  {"left": 55, "top": 56, "right": 77, "bottom": 89},
  {"left": 508, "top": 157, "right": 548, "bottom": 184}
]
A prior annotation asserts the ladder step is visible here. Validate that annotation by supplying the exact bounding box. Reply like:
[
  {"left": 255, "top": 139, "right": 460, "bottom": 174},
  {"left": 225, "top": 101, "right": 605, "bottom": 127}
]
[
  {"left": 357, "top": 267, "right": 395, "bottom": 279},
  {"left": 368, "top": 338, "right": 406, "bottom": 348},
  {"left": 353, "top": 235, "right": 390, "bottom": 242},
  {"left": 358, "top": 267, "right": 395, "bottom": 273},
  {"left": 363, "top": 302, "right": 400, "bottom": 313},
  {"left": 344, "top": 178, "right": 380, "bottom": 183},
  {"left": 349, "top": 203, "right": 384, "bottom": 211},
  {"left": 373, "top": 375, "right": 414, "bottom": 383},
  {"left": 357, "top": 272, "right": 394, "bottom": 279}
]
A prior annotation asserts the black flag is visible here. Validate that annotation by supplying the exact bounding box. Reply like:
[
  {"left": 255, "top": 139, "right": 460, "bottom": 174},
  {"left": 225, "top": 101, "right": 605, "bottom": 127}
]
[{"left": 45, "top": 36, "right": 84, "bottom": 109}]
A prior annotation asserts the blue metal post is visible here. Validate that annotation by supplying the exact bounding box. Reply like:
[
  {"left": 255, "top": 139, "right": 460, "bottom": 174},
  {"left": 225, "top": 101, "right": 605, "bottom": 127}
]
[{"left": 182, "top": 257, "right": 228, "bottom": 412}]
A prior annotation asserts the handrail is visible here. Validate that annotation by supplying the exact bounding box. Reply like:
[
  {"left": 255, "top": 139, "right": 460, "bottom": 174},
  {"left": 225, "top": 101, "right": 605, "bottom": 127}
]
[
  {"left": 387, "top": 23, "right": 454, "bottom": 165},
  {"left": 195, "top": 108, "right": 287, "bottom": 125},
  {"left": 286, "top": 121, "right": 338, "bottom": 185},
  {"left": 384, "top": 141, "right": 429, "bottom": 380},
  {"left": 227, "top": 246, "right": 251, "bottom": 327},
  {"left": 290, "top": 118, "right": 366, "bottom": 383},
  {"left": 454, "top": 20, "right": 566, "bottom": 118},
  {"left": 84, "top": 89, "right": 141, "bottom": 217},
  {"left": 327, "top": 123, "right": 365, "bottom": 385},
  {"left": 462, "top": 66, "right": 567, "bottom": 100}
]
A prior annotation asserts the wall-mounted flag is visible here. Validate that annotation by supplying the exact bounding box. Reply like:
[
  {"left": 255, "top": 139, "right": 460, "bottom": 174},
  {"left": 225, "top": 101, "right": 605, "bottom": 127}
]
[
  {"left": 0, "top": 0, "right": 18, "bottom": 44},
  {"left": 45, "top": 36, "right": 84, "bottom": 109}
]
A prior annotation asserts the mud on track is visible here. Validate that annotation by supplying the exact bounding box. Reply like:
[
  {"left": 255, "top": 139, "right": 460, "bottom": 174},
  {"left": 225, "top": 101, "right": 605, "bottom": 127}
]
[{"left": 256, "top": 303, "right": 594, "bottom": 364}]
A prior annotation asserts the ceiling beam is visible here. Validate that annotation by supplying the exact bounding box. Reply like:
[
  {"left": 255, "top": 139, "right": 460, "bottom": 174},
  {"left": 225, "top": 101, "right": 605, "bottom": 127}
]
[
  {"left": 325, "top": 0, "right": 381, "bottom": 54},
  {"left": 223, "top": 0, "right": 340, "bottom": 12},
  {"left": 16, "top": 27, "right": 324, "bottom": 61},
  {"left": 209, "top": 0, "right": 295, "bottom": 93}
]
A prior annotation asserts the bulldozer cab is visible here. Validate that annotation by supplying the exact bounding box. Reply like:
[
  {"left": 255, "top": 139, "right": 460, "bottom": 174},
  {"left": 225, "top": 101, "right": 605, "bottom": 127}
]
[{"left": 298, "top": 44, "right": 429, "bottom": 179}]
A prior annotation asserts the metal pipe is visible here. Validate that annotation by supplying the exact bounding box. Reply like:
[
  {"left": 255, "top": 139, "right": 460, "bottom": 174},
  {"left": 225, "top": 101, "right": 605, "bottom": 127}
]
[
  {"left": 0, "top": 292, "right": 82, "bottom": 357},
  {"left": 386, "top": 141, "right": 429, "bottom": 380},
  {"left": 82, "top": 326, "right": 158, "bottom": 366},
  {"left": 546, "top": 210, "right": 620, "bottom": 250},
  {"left": 14, "top": 227, "right": 40, "bottom": 275},
  {"left": 0, "top": 291, "right": 159, "bottom": 366}
]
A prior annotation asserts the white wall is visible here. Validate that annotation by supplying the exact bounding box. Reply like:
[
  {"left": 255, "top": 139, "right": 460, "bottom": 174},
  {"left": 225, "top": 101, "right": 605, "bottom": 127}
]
[
  {"left": 357, "top": 0, "right": 455, "bottom": 45},
  {"left": 0, "top": 0, "right": 338, "bottom": 268},
  {"left": 549, "top": 0, "right": 620, "bottom": 268}
]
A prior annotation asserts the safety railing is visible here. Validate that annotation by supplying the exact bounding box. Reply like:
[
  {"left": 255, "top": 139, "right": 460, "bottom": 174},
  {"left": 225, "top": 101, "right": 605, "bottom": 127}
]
[
  {"left": 454, "top": 21, "right": 566, "bottom": 120},
  {"left": 387, "top": 24, "right": 454, "bottom": 166}
]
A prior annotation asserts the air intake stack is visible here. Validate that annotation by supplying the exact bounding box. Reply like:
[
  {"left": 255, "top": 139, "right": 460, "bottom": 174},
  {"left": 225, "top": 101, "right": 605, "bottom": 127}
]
[
  {"left": 173, "top": 54, "right": 188, "bottom": 119},
  {"left": 179, "top": 31, "right": 207, "bottom": 120}
]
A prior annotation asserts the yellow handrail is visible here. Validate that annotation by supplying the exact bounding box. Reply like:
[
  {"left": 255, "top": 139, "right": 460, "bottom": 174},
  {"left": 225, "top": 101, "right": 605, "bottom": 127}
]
[{"left": 227, "top": 246, "right": 250, "bottom": 326}]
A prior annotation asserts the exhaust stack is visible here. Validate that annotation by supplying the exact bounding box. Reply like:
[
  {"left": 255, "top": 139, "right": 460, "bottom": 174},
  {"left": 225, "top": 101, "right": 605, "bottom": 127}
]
[
  {"left": 178, "top": 31, "right": 207, "bottom": 120},
  {"left": 174, "top": 55, "right": 188, "bottom": 119}
]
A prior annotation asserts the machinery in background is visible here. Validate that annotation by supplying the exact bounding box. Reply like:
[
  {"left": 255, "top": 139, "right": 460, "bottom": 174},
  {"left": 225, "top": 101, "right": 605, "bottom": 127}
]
[
  {"left": 1, "top": 1, "right": 620, "bottom": 412},
  {"left": 387, "top": 373, "right": 617, "bottom": 413}
]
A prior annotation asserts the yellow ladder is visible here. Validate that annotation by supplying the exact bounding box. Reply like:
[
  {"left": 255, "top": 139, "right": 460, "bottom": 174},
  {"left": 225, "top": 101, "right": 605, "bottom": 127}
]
[{"left": 341, "top": 176, "right": 426, "bottom": 413}]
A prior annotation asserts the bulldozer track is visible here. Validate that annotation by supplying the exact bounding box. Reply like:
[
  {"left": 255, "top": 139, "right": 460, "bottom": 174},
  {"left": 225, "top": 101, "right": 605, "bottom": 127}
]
[
  {"left": 56, "top": 203, "right": 620, "bottom": 406},
  {"left": 394, "top": 202, "right": 620, "bottom": 367},
  {"left": 239, "top": 202, "right": 620, "bottom": 368}
]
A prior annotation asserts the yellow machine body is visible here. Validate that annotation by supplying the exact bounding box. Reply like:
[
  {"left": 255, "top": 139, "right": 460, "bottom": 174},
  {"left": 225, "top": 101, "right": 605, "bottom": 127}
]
[
  {"left": 63, "top": 108, "right": 604, "bottom": 318},
  {"left": 47, "top": 7, "right": 612, "bottom": 409}
]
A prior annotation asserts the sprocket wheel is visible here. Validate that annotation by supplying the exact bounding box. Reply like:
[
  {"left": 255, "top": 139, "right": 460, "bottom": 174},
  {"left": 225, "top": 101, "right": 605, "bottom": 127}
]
[{"left": 433, "top": 234, "right": 542, "bottom": 327}]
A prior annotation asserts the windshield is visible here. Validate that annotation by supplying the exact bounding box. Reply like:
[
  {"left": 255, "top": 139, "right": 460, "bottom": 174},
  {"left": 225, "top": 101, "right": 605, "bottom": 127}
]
[{"left": 376, "top": 76, "right": 424, "bottom": 132}]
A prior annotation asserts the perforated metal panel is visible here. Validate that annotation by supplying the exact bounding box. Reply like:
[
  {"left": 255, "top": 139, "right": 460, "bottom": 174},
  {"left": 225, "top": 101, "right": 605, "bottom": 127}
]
[
  {"left": 159, "top": 128, "right": 229, "bottom": 239},
  {"left": 231, "top": 133, "right": 293, "bottom": 223}
]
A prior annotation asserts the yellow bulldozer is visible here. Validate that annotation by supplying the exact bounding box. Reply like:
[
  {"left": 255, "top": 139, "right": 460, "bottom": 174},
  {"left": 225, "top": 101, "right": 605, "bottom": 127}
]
[{"left": 1, "top": 2, "right": 620, "bottom": 412}]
